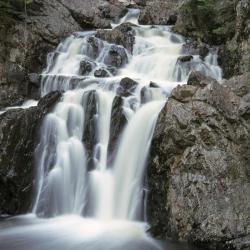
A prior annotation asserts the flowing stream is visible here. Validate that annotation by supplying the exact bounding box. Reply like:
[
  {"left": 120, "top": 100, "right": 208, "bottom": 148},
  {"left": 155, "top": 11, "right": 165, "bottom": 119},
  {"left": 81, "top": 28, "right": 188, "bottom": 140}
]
[{"left": 0, "top": 9, "right": 222, "bottom": 250}]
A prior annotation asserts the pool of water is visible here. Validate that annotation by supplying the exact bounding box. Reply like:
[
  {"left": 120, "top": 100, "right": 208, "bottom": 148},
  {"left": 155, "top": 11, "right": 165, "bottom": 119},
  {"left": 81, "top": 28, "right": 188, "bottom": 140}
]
[{"left": 0, "top": 215, "right": 200, "bottom": 250}]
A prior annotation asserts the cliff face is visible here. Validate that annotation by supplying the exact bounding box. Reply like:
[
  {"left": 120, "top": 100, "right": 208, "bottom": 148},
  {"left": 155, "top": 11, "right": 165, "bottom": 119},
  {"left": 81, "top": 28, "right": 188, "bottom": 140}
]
[{"left": 148, "top": 74, "right": 250, "bottom": 249}]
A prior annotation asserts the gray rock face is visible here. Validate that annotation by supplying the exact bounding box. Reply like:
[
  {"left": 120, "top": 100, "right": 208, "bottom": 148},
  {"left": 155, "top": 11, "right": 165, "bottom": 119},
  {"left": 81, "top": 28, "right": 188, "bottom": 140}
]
[
  {"left": 0, "top": 91, "right": 61, "bottom": 215},
  {"left": 148, "top": 74, "right": 250, "bottom": 250}
]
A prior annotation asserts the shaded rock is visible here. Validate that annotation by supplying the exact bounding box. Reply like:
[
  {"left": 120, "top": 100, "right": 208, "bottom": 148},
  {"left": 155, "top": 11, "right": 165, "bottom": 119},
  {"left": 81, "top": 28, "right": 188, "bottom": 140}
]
[
  {"left": 147, "top": 79, "right": 250, "bottom": 249},
  {"left": 104, "top": 45, "right": 128, "bottom": 68},
  {"left": 141, "top": 86, "right": 152, "bottom": 104},
  {"left": 96, "top": 22, "right": 135, "bottom": 53},
  {"left": 0, "top": 91, "right": 61, "bottom": 215},
  {"left": 94, "top": 68, "right": 110, "bottom": 78},
  {"left": 117, "top": 77, "right": 138, "bottom": 97},
  {"left": 108, "top": 96, "right": 127, "bottom": 164},
  {"left": 178, "top": 55, "right": 193, "bottom": 63},
  {"left": 79, "top": 60, "right": 93, "bottom": 75},
  {"left": 28, "top": 73, "right": 40, "bottom": 87},
  {"left": 87, "top": 36, "right": 104, "bottom": 59},
  {"left": 150, "top": 82, "right": 160, "bottom": 88},
  {"left": 82, "top": 90, "right": 98, "bottom": 170},
  {"left": 182, "top": 41, "right": 210, "bottom": 60}
]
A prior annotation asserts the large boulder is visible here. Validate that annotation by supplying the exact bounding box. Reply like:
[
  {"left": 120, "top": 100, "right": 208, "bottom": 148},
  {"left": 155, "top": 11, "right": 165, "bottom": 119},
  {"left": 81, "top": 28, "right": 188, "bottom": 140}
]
[
  {"left": 148, "top": 75, "right": 250, "bottom": 249},
  {"left": 0, "top": 91, "right": 61, "bottom": 215}
]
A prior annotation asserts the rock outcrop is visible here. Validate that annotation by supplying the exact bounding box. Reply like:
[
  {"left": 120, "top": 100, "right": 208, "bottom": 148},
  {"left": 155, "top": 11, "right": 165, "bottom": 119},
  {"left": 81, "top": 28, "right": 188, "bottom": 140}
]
[
  {"left": 148, "top": 74, "right": 250, "bottom": 250},
  {"left": 0, "top": 91, "right": 61, "bottom": 215}
]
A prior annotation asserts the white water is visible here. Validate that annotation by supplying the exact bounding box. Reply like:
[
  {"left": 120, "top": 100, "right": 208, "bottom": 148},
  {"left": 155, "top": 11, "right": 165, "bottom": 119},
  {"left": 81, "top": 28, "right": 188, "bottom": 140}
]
[{"left": 0, "top": 8, "right": 223, "bottom": 250}]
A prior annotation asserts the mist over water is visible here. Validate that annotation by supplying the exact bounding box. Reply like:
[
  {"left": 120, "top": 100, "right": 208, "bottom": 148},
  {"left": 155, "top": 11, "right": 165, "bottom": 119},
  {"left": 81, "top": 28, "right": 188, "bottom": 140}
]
[{"left": 0, "top": 9, "right": 222, "bottom": 250}]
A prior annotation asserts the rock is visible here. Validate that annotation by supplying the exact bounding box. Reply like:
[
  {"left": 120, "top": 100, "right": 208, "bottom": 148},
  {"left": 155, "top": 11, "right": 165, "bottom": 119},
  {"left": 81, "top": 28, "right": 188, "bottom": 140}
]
[
  {"left": 104, "top": 45, "right": 128, "bottom": 68},
  {"left": 79, "top": 60, "right": 93, "bottom": 75},
  {"left": 108, "top": 96, "right": 127, "bottom": 163},
  {"left": 117, "top": 77, "right": 139, "bottom": 97},
  {"left": 138, "top": 0, "right": 179, "bottom": 25},
  {"left": 182, "top": 41, "right": 210, "bottom": 60},
  {"left": 171, "top": 84, "right": 198, "bottom": 103},
  {"left": 239, "top": 93, "right": 250, "bottom": 119},
  {"left": 147, "top": 78, "right": 250, "bottom": 249},
  {"left": 87, "top": 36, "right": 104, "bottom": 59},
  {"left": 28, "top": 73, "right": 41, "bottom": 87},
  {"left": 149, "top": 82, "right": 160, "bottom": 88},
  {"left": 223, "top": 72, "right": 250, "bottom": 97},
  {"left": 94, "top": 68, "right": 110, "bottom": 78},
  {"left": 82, "top": 90, "right": 98, "bottom": 170},
  {"left": 187, "top": 70, "right": 215, "bottom": 87},
  {"left": 0, "top": 91, "right": 61, "bottom": 215},
  {"left": 178, "top": 55, "right": 193, "bottom": 63},
  {"left": 96, "top": 22, "right": 136, "bottom": 53}
]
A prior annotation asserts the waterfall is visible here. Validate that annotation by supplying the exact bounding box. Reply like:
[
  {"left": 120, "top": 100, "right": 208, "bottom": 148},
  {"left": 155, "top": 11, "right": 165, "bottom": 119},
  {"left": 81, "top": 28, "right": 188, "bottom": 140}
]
[
  {"left": 0, "top": 8, "right": 223, "bottom": 250},
  {"left": 33, "top": 8, "right": 222, "bottom": 221}
]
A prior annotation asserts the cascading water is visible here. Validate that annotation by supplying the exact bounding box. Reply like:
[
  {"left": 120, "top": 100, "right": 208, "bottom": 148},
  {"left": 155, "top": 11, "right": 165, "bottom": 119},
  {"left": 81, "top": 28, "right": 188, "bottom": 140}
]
[{"left": 0, "top": 9, "right": 223, "bottom": 250}]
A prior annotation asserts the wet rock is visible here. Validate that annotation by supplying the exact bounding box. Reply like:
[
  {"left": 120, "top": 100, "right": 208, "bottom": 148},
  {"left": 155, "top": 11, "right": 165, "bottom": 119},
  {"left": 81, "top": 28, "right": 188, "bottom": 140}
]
[
  {"left": 222, "top": 72, "right": 250, "bottom": 97},
  {"left": 182, "top": 41, "right": 210, "bottom": 60},
  {"left": 117, "top": 77, "right": 139, "bottom": 97},
  {"left": 79, "top": 60, "right": 93, "bottom": 75},
  {"left": 141, "top": 86, "right": 152, "bottom": 104},
  {"left": 178, "top": 55, "right": 193, "bottom": 63},
  {"left": 96, "top": 22, "right": 136, "bottom": 53},
  {"left": 108, "top": 96, "right": 127, "bottom": 163},
  {"left": 94, "top": 68, "right": 110, "bottom": 78},
  {"left": 148, "top": 78, "right": 250, "bottom": 250},
  {"left": 149, "top": 82, "right": 160, "bottom": 88},
  {"left": 87, "top": 36, "right": 104, "bottom": 59},
  {"left": 104, "top": 45, "right": 128, "bottom": 68},
  {"left": 0, "top": 91, "right": 61, "bottom": 215},
  {"left": 82, "top": 90, "right": 98, "bottom": 169}
]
